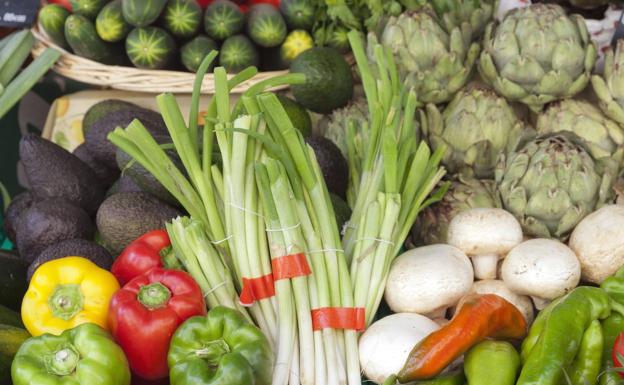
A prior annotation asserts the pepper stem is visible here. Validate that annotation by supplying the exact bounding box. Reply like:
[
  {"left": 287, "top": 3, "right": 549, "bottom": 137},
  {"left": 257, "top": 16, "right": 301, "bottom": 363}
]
[
  {"left": 48, "top": 284, "right": 84, "bottom": 321},
  {"left": 194, "top": 339, "right": 231, "bottom": 366},
  {"left": 138, "top": 282, "right": 172, "bottom": 309},
  {"left": 45, "top": 344, "right": 80, "bottom": 376}
]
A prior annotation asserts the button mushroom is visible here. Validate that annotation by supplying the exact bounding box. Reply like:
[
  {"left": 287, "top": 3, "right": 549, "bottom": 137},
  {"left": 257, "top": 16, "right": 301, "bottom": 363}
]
[
  {"left": 447, "top": 208, "right": 523, "bottom": 280},
  {"left": 501, "top": 238, "right": 581, "bottom": 310},
  {"left": 359, "top": 313, "right": 440, "bottom": 385},
  {"left": 384, "top": 244, "right": 474, "bottom": 318},
  {"left": 569, "top": 205, "right": 624, "bottom": 284},
  {"left": 463, "top": 279, "right": 535, "bottom": 325}
]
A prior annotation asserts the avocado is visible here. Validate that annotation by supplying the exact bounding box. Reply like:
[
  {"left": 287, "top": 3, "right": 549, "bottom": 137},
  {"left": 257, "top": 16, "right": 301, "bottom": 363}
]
[
  {"left": 116, "top": 134, "right": 181, "bottom": 206},
  {"left": 0, "top": 250, "right": 28, "bottom": 311},
  {"left": 329, "top": 193, "right": 351, "bottom": 233},
  {"left": 3, "top": 192, "right": 33, "bottom": 244},
  {"left": 304, "top": 136, "right": 349, "bottom": 198},
  {"left": 85, "top": 108, "right": 168, "bottom": 168},
  {"left": 106, "top": 175, "right": 143, "bottom": 197},
  {"left": 28, "top": 238, "right": 114, "bottom": 281},
  {"left": 73, "top": 143, "right": 120, "bottom": 188},
  {"left": 15, "top": 199, "right": 95, "bottom": 263},
  {"left": 96, "top": 192, "right": 182, "bottom": 253},
  {"left": 232, "top": 94, "right": 311, "bottom": 137},
  {"left": 19, "top": 134, "right": 104, "bottom": 215},
  {"left": 83, "top": 99, "right": 143, "bottom": 137}
]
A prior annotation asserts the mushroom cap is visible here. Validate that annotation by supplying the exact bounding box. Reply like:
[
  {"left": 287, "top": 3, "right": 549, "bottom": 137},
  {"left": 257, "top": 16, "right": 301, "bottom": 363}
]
[
  {"left": 447, "top": 208, "right": 523, "bottom": 257},
  {"left": 359, "top": 313, "right": 440, "bottom": 384},
  {"left": 465, "top": 279, "right": 534, "bottom": 324},
  {"left": 385, "top": 244, "right": 474, "bottom": 314},
  {"left": 501, "top": 238, "right": 580, "bottom": 300},
  {"left": 569, "top": 205, "right": 624, "bottom": 284}
]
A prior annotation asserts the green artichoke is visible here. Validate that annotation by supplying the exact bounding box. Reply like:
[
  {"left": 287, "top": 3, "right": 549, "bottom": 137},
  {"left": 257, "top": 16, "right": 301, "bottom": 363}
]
[
  {"left": 422, "top": 84, "right": 532, "bottom": 178},
  {"left": 479, "top": 4, "right": 597, "bottom": 112},
  {"left": 495, "top": 133, "right": 617, "bottom": 239},
  {"left": 409, "top": 174, "right": 501, "bottom": 246},
  {"left": 322, "top": 98, "right": 369, "bottom": 158},
  {"left": 373, "top": 7, "right": 480, "bottom": 105},
  {"left": 592, "top": 39, "right": 624, "bottom": 126},
  {"left": 536, "top": 99, "right": 624, "bottom": 162}
]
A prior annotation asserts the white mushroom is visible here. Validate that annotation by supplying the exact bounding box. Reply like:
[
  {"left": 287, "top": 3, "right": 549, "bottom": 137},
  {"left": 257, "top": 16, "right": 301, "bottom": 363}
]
[
  {"left": 385, "top": 244, "right": 474, "bottom": 318},
  {"left": 359, "top": 313, "right": 440, "bottom": 384},
  {"left": 447, "top": 208, "right": 523, "bottom": 280},
  {"left": 501, "top": 238, "right": 581, "bottom": 310},
  {"left": 464, "top": 279, "right": 535, "bottom": 324},
  {"left": 569, "top": 205, "right": 624, "bottom": 284}
]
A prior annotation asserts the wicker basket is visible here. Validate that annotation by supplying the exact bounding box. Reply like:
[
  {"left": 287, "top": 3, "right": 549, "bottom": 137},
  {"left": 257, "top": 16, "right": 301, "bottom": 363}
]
[{"left": 31, "top": 24, "right": 290, "bottom": 94}]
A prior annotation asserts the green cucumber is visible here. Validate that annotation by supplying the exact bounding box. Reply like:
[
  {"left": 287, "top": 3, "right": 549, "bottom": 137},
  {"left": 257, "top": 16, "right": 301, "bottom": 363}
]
[
  {"left": 70, "top": 0, "right": 107, "bottom": 19},
  {"left": 163, "top": 0, "right": 202, "bottom": 39},
  {"left": 204, "top": 0, "right": 244, "bottom": 41},
  {"left": 279, "top": 0, "right": 315, "bottom": 31},
  {"left": 38, "top": 4, "right": 70, "bottom": 49},
  {"left": 122, "top": 0, "right": 168, "bottom": 27},
  {"left": 65, "top": 14, "right": 121, "bottom": 64},
  {"left": 0, "top": 30, "right": 34, "bottom": 87},
  {"left": 96, "top": 0, "right": 131, "bottom": 42},
  {"left": 219, "top": 34, "right": 259, "bottom": 73},
  {"left": 280, "top": 29, "right": 313, "bottom": 65},
  {"left": 0, "top": 251, "right": 28, "bottom": 311},
  {"left": 125, "top": 27, "right": 176, "bottom": 69},
  {"left": 181, "top": 35, "right": 218, "bottom": 72},
  {"left": 247, "top": 4, "right": 287, "bottom": 48},
  {"left": 0, "top": 325, "right": 30, "bottom": 384}
]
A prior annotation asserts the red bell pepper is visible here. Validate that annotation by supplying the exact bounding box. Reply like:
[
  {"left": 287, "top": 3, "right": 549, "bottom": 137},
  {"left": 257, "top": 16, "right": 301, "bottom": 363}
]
[
  {"left": 613, "top": 331, "right": 624, "bottom": 378},
  {"left": 112, "top": 230, "right": 179, "bottom": 286},
  {"left": 47, "top": 0, "right": 72, "bottom": 10},
  {"left": 108, "top": 268, "right": 206, "bottom": 380}
]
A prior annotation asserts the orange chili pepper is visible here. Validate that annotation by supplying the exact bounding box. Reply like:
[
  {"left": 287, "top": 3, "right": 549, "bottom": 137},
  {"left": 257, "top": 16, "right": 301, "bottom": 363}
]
[{"left": 397, "top": 294, "right": 527, "bottom": 382}]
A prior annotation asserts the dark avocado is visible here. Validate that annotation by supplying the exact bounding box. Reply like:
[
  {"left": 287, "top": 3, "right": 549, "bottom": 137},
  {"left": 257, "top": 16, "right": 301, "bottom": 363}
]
[
  {"left": 106, "top": 175, "right": 143, "bottom": 197},
  {"left": 3, "top": 192, "right": 33, "bottom": 244},
  {"left": 15, "top": 199, "right": 95, "bottom": 263},
  {"left": 329, "top": 193, "right": 351, "bottom": 233},
  {"left": 73, "top": 143, "right": 120, "bottom": 188},
  {"left": 28, "top": 238, "right": 114, "bottom": 281},
  {"left": 19, "top": 134, "right": 104, "bottom": 215},
  {"left": 304, "top": 136, "right": 349, "bottom": 198},
  {"left": 0, "top": 250, "right": 28, "bottom": 311},
  {"left": 82, "top": 99, "right": 142, "bottom": 137}
]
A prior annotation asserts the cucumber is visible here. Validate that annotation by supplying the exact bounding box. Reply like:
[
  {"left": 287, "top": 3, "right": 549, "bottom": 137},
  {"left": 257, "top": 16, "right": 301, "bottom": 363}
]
[
  {"left": 279, "top": 0, "right": 315, "bottom": 31},
  {"left": 0, "top": 304, "right": 23, "bottom": 328},
  {"left": 65, "top": 14, "right": 121, "bottom": 64},
  {"left": 280, "top": 29, "right": 313, "bottom": 65},
  {"left": 181, "top": 35, "right": 218, "bottom": 72},
  {"left": 122, "top": 0, "right": 168, "bottom": 27},
  {"left": 125, "top": 27, "right": 176, "bottom": 69},
  {"left": 204, "top": 0, "right": 244, "bottom": 41},
  {"left": 247, "top": 4, "right": 287, "bottom": 48},
  {"left": 70, "top": 0, "right": 107, "bottom": 19},
  {"left": 0, "top": 251, "right": 28, "bottom": 311},
  {"left": 219, "top": 34, "right": 259, "bottom": 73},
  {"left": 0, "top": 325, "right": 30, "bottom": 384},
  {"left": 163, "top": 0, "right": 202, "bottom": 39},
  {"left": 96, "top": 0, "right": 131, "bottom": 42},
  {"left": 38, "top": 4, "right": 70, "bottom": 49}
]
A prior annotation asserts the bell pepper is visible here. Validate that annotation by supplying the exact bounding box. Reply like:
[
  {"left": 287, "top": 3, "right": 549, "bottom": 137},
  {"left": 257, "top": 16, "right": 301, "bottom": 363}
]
[
  {"left": 167, "top": 306, "right": 273, "bottom": 385},
  {"left": 21, "top": 256, "right": 119, "bottom": 336},
  {"left": 614, "top": 331, "right": 624, "bottom": 380},
  {"left": 518, "top": 286, "right": 611, "bottom": 385},
  {"left": 464, "top": 341, "right": 520, "bottom": 385},
  {"left": 11, "top": 322, "right": 131, "bottom": 385},
  {"left": 111, "top": 229, "right": 181, "bottom": 286},
  {"left": 602, "top": 266, "right": 624, "bottom": 317},
  {"left": 396, "top": 294, "right": 526, "bottom": 382},
  {"left": 108, "top": 268, "right": 206, "bottom": 380},
  {"left": 601, "top": 314, "right": 624, "bottom": 385}
]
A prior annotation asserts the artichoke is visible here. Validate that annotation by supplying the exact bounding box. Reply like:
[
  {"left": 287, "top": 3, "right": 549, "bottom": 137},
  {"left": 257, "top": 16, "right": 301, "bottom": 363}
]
[
  {"left": 409, "top": 174, "right": 501, "bottom": 246},
  {"left": 422, "top": 83, "right": 532, "bottom": 179},
  {"left": 373, "top": 7, "right": 480, "bottom": 105},
  {"left": 495, "top": 132, "right": 617, "bottom": 239},
  {"left": 479, "top": 4, "right": 597, "bottom": 112},
  {"left": 536, "top": 99, "right": 624, "bottom": 162},
  {"left": 321, "top": 98, "right": 369, "bottom": 158},
  {"left": 592, "top": 39, "right": 624, "bottom": 125}
]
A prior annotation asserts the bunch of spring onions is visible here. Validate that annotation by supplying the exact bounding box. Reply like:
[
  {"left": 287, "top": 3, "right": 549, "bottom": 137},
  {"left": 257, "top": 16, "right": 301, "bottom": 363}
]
[{"left": 343, "top": 30, "right": 449, "bottom": 326}]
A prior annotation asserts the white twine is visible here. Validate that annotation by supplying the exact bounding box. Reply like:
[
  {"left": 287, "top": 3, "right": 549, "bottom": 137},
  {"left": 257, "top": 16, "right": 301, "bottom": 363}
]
[
  {"left": 265, "top": 222, "right": 301, "bottom": 232},
  {"left": 211, "top": 234, "right": 233, "bottom": 245},
  {"left": 354, "top": 237, "right": 395, "bottom": 246},
  {"left": 307, "top": 248, "right": 345, "bottom": 254},
  {"left": 227, "top": 201, "right": 264, "bottom": 217},
  {"left": 203, "top": 281, "right": 228, "bottom": 298}
]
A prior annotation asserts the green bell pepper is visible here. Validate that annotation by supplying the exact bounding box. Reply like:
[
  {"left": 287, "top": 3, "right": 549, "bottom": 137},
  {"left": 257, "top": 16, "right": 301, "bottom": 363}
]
[
  {"left": 11, "top": 322, "right": 131, "bottom": 385},
  {"left": 465, "top": 341, "right": 520, "bottom": 385},
  {"left": 168, "top": 306, "right": 273, "bottom": 385},
  {"left": 600, "top": 313, "right": 624, "bottom": 385}
]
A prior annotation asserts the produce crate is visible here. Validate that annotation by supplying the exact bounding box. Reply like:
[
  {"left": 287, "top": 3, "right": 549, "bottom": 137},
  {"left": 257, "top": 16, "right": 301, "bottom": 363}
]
[{"left": 30, "top": 24, "right": 290, "bottom": 94}]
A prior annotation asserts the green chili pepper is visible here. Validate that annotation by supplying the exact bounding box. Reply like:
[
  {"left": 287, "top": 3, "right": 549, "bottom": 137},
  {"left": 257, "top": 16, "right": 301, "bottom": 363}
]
[
  {"left": 517, "top": 287, "right": 611, "bottom": 385},
  {"left": 600, "top": 313, "right": 624, "bottom": 385},
  {"left": 520, "top": 297, "right": 562, "bottom": 363},
  {"left": 566, "top": 319, "right": 603, "bottom": 385},
  {"left": 601, "top": 266, "right": 624, "bottom": 317},
  {"left": 383, "top": 371, "right": 465, "bottom": 385},
  {"left": 464, "top": 340, "right": 520, "bottom": 385}
]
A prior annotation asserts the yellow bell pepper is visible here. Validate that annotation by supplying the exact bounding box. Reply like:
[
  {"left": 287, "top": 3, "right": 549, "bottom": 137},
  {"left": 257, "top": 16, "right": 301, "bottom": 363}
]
[{"left": 22, "top": 256, "right": 120, "bottom": 336}]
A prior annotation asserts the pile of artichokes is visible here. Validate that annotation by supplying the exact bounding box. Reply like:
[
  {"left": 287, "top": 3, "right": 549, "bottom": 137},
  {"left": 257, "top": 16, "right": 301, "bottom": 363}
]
[{"left": 322, "top": 0, "right": 624, "bottom": 243}]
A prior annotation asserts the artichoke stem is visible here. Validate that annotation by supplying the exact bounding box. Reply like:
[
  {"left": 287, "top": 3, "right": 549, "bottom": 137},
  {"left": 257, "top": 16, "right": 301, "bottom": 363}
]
[{"left": 471, "top": 254, "right": 499, "bottom": 280}]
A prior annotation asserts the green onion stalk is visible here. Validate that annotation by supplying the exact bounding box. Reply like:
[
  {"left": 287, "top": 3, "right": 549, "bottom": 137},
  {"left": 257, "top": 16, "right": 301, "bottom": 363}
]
[{"left": 343, "top": 31, "right": 449, "bottom": 326}]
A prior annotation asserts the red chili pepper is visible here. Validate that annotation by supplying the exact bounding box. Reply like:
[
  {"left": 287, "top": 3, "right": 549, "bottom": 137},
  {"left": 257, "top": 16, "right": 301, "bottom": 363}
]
[
  {"left": 108, "top": 268, "right": 206, "bottom": 380},
  {"left": 111, "top": 230, "right": 174, "bottom": 286},
  {"left": 612, "top": 331, "right": 624, "bottom": 378},
  {"left": 397, "top": 294, "right": 527, "bottom": 382},
  {"left": 47, "top": 0, "right": 72, "bottom": 10}
]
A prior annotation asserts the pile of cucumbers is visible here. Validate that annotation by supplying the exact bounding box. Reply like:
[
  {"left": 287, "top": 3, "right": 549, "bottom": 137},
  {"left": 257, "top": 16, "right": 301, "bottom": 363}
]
[{"left": 38, "top": 0, "right": 316, "bottom": 73}]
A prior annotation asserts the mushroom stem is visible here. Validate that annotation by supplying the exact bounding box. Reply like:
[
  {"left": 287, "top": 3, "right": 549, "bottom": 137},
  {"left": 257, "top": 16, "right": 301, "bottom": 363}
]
[
  {"left": 471, "top": 254, "right": 499, "bottom": 279},
  {"left": 530, "top": 296, "right": 551, "bottom": 310},
  {"left": 425, "top": 308, "right": 447, "bottom": 319}
]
